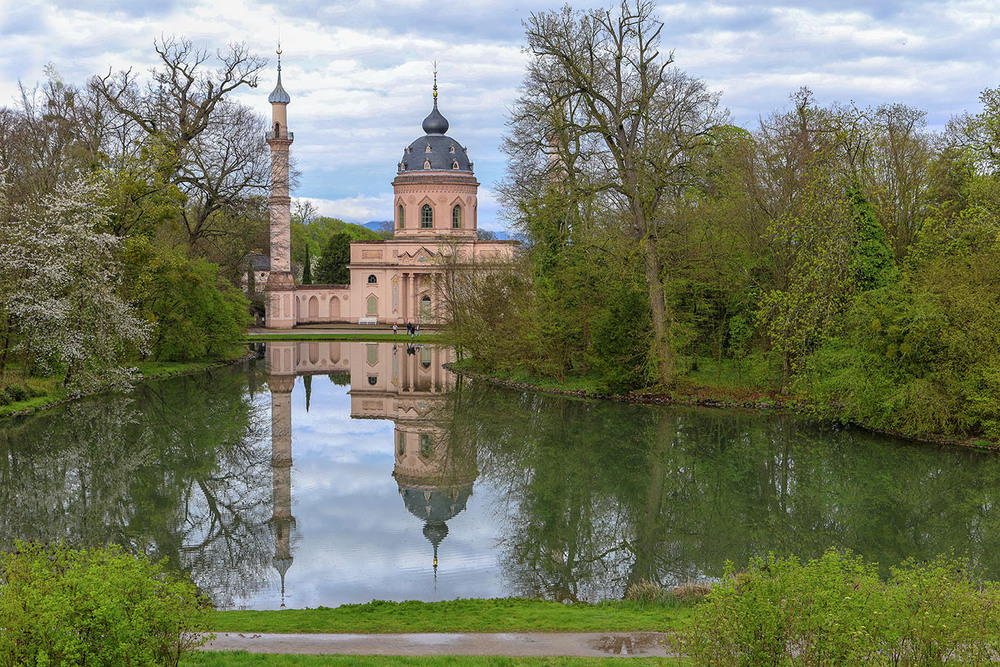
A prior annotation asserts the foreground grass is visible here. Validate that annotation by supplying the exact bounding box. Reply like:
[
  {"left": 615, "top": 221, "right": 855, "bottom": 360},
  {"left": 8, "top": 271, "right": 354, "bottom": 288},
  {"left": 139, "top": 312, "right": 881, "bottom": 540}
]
[
  {"left": 208, "top": 599, "right": 691, "bottom": 635},
  {"left": 183, "top": 655, "right": 675, "bottom": 666}
]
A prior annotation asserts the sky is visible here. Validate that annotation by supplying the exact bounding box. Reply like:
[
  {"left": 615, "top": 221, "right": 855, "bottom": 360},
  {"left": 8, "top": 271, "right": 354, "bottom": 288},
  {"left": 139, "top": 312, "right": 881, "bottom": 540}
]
[{"left": 2, "top": 0, "right": 999, "bottom": 231}]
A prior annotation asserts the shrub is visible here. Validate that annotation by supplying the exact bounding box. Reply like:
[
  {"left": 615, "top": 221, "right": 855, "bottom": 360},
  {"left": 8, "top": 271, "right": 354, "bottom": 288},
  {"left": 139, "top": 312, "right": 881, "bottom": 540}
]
[
  {"left": 0, "top": 541, "right": 211, "bottom": 666},
  {"left": 673, "top": 549, "right": 1000, "bottom": 665}
]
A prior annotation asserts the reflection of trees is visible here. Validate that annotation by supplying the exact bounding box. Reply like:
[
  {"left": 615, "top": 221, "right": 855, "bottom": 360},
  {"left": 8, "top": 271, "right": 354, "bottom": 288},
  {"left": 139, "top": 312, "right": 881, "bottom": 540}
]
[
  {"left": 0, "top": 362, "right": 273, "bottom": 606},
  {"left": 446, "top": 383, "right": 1000, "bottom": 601}
]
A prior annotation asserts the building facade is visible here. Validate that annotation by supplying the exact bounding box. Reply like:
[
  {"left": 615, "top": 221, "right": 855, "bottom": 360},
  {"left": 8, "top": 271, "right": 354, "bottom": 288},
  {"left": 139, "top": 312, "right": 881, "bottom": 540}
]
[{"left": 264, "top": 61, "right": 515, "bottom": 329}]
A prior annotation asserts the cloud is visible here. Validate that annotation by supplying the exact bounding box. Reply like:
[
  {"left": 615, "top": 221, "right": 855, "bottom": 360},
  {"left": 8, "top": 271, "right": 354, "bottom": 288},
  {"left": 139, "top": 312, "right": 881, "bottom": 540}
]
[{"left": 3, "top": 0, "right": 999, "bottom": 225}]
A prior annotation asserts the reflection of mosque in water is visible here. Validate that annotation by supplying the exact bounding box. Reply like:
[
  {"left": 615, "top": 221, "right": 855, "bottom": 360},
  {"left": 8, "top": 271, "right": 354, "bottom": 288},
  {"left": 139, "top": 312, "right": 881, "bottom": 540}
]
[{"left": 265, "top": 340, "right": 474, "bottom": 604}]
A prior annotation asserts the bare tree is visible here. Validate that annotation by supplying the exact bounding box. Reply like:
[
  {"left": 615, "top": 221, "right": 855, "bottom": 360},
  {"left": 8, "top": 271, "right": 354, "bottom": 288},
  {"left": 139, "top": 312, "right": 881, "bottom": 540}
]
[{"left": 92, "top": 37, "right": 270, "bottom": 248}]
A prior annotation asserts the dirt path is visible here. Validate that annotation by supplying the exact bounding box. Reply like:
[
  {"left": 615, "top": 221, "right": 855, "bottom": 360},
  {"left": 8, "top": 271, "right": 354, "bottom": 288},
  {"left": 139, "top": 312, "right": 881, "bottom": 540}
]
[{"left": 199, "top": 632, "right": 676, "bottom": 658}]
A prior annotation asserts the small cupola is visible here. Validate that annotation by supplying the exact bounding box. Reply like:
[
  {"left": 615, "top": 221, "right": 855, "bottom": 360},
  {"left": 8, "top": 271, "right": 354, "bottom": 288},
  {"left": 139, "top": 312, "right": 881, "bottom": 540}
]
[{"left": 268, "top": 49, "right": 291, "bottom": 104}]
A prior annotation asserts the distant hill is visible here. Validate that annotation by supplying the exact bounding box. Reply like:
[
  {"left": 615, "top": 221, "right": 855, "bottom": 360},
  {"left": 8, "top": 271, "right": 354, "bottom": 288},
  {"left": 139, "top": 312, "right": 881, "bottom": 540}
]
[{"left": 364, "top": 221, "right": 394, "bottom": 234}]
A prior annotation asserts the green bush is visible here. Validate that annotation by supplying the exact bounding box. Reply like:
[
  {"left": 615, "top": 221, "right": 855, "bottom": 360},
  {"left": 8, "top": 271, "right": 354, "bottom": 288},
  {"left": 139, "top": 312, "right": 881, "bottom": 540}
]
[
  {"left": 0, "top": 542, "right": 211, "bottom": 666},
  {"left": 0, "top": 384, "right": 42, "bottom": 406},
  {"left": 674, "top": 549, "right": 1000, "bottom": 665}
]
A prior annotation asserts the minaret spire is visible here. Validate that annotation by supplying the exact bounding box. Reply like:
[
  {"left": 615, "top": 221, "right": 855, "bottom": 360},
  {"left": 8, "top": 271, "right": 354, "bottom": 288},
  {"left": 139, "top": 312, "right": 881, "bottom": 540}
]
[
  {"left": 421, "top": 63, "right": 449, "bottom": 135},
  {"left": 432, "top": 61, "right": 438, "bottom": 105}
]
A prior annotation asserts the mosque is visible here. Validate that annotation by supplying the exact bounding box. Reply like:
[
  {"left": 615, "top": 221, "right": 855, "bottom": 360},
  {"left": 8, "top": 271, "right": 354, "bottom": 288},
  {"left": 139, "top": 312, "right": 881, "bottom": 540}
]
[{"left": 262, "top": 54, "right": 516, "bottom": 329}]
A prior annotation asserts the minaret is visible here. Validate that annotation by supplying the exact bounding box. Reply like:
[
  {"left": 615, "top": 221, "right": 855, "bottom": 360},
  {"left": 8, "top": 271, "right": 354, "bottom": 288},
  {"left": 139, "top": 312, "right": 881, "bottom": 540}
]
[{"left": 265, "top": 47, "right": 296, "bottom": 329}]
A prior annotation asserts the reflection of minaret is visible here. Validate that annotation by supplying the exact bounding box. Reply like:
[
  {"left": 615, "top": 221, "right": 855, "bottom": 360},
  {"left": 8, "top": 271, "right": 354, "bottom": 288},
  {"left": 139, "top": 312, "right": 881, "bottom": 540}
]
[{"left": 267, "top": 344, "right": 297, "bottom": 607}]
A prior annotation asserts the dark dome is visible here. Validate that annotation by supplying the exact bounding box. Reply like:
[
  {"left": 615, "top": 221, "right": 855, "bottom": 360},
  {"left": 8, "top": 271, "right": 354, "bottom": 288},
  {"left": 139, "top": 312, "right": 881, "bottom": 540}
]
[
  {"left": 422, "top": 103, "right": 449, "bottom": 135},
  {"left": 268, "top": 60, "right": 291, "bottom": 104},
  {"left": 399, "top": 134, "right": 473, "bottom": 173}
]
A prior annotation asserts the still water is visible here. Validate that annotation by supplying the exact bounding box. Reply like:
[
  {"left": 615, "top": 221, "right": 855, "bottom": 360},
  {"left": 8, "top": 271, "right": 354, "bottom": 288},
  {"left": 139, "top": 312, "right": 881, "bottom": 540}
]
[{"left": 2, "top": 341, "right": 1000, "bottom": 610}]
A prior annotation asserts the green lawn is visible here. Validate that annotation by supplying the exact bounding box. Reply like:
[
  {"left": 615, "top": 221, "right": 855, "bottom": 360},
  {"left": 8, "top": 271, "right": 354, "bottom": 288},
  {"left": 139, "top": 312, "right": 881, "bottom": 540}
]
[
  {"left": 208, "top": 599, "right": 691, "bottom": 635},
  {"left": 0, "top": 353, "right": 253, "bottom": 417},
  {"left": 193, "top": 600, "right": 688, "bottom": 665}
]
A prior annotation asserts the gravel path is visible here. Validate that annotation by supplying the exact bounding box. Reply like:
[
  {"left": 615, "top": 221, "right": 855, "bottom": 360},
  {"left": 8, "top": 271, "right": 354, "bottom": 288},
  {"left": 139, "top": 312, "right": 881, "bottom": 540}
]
[{"left": 199, "top": 632, "right": 676, "bottom": 658}]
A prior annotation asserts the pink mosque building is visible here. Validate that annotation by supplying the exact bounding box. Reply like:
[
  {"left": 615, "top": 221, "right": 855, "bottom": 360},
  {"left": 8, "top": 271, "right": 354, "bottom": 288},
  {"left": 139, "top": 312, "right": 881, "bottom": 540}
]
[{"left": 263, "top": 55, "right": 516, "bottom": 329}]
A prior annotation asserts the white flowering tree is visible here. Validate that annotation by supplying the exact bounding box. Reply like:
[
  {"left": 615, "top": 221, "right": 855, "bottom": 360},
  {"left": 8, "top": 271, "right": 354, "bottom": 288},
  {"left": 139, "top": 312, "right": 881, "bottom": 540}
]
[{"left": 0, "top": 179, "right": 151, "bottom": 392}]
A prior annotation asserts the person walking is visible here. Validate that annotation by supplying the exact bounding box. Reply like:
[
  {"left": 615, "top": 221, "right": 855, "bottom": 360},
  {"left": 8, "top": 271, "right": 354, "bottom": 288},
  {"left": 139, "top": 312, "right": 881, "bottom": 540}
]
[{"left": 393, "top": 322, "right": 398, "bottom": 336}]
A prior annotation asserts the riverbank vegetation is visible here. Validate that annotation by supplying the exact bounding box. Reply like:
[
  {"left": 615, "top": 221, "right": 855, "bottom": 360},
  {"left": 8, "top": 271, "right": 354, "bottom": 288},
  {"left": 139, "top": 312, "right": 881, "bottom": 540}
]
[
  {"left": 441, "top": 0, "right": 1000, "bottom": 444},
  {"left": 677, "top": 550, "right": 1000, "bottom": 664},
  {"left": 0, "top": 39, "right": 263, "bottom": 404},
  {"left": 0, "top": 542, "right": 210, "bottom": 666}
]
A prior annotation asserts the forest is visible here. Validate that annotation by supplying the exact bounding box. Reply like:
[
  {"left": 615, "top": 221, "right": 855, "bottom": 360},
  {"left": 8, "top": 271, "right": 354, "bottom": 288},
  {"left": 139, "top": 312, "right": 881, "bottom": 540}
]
[{"left": 441, "top": 1, "right": 1000, "bottom": 442}]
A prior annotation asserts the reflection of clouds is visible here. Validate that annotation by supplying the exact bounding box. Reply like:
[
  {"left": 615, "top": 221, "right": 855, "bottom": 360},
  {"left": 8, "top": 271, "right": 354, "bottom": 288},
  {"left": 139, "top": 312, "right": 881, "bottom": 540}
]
[
  {"left": 235, "top": 373, "right": 504, "bottom": 610},
  {"left": 291, "top": 378, "right": 392, "bottom": 460}
]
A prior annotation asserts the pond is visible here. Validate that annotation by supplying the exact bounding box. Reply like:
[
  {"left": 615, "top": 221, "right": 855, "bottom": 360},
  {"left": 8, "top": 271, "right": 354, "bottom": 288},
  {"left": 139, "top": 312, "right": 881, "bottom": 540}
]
[{"left": 2, "top": 340, "right": 1000, "bottom": 610}]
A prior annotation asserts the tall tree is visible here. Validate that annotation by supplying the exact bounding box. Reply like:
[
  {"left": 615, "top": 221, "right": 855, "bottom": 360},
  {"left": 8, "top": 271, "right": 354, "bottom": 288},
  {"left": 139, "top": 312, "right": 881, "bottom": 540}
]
[{"left": 510, "top": 0, "right": 725, "bottom": 386}]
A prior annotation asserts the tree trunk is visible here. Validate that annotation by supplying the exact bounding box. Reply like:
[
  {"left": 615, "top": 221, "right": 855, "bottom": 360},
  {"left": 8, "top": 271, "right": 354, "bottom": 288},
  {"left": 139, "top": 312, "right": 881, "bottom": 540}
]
[{"left": 640, "top": 235, "right": 674, "bottom": 387}]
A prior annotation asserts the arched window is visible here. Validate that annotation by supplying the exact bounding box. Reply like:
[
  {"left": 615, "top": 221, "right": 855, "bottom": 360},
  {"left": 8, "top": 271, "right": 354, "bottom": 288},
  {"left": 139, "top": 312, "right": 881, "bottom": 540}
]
[
  {"left": 367, "top": 295, "right": 378, "bottom": 316},
  {"left": 367, "top": 274, "right": 377, "bottom": 284},
  {"left": 421, "top": 204, "right": 433, "bottom": 229},
  {"left": 420, "top": 346, "right": 432, "bottom": 369},
  {"left": 420, "top": 295, "right": 432, "bottom": 319},
  {"left": 397, "top": 432, "right": 405, "bottom": 455},
  {"left": 423, "top": 159, "right": 431, "bottom": 170},
  {"left": 397, "top": 204, "right": 404, "bottom": 229},
  {"left": 452, "top": 205, "right": 462, "bottom": 229},
  {"left": 420, "top": 433, "right": 433, "bottom": 458},
  {"left": 367, "top": 375, "right": 378, "bottom": 386}
]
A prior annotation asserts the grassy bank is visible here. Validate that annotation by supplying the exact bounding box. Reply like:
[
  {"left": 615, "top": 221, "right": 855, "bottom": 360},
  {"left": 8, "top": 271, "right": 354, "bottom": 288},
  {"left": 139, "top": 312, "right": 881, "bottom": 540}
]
[
  {"left": 0, "top": 351, "right": 255, "bottom": 418},
  {"left": 208, "top": 598, "right": 692, "bottom": 635},
  {"left": 448, "top": 355, "right": 790, "bottom": 411},
  {"left": 449, "top": 356, "right": 997, "bottom": 449}
]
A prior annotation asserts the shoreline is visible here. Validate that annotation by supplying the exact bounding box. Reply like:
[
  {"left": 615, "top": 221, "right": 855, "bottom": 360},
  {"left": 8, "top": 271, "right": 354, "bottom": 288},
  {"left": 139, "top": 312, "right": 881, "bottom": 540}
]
[
  {"left": 0, "top": 349, "right": 261, "bottom": 419},
  {"left": 446, "top": 363, "right": 998, "bottom": 453}
]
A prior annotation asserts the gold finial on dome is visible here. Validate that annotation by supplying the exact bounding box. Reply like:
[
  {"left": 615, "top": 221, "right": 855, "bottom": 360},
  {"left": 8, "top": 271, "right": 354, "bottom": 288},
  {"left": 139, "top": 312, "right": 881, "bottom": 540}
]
[{"left": 432, "top": 61, "right": 438, "bottom": 99}]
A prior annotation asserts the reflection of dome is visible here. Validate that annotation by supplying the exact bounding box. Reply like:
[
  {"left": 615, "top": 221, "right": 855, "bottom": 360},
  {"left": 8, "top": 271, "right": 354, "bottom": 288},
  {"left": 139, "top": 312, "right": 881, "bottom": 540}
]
[
  {"left": 273, "top": 556, "right": 293, "bottom": 577},
  {"left": 423, "top": 521, "right": 449, "bottom": 547},
  {"left": 399, "top": 484, "right": 472, "bottom": 524},
  {"left": 398, "top": 483, "right": 472, "bottom": 578}
]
